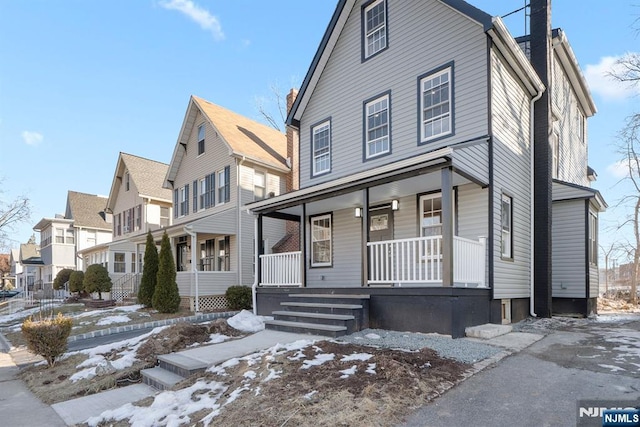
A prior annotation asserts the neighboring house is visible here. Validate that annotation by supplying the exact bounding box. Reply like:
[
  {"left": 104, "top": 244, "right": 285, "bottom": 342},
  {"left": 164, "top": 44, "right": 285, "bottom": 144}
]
[
  {"left": 13, "top": 235, "right": 43, "bottom": 292},
  {"left": 78, "top": 152, "right": 172, "bottom": 300},
  {"left": 142, "top": 95, "right": 289, "bottom": 312},
  {"left": 247, "top": 0, "right": 605, "bottom": 337},
  {"left": 33, "top": 191, "right": 112, "bottom": 290}
]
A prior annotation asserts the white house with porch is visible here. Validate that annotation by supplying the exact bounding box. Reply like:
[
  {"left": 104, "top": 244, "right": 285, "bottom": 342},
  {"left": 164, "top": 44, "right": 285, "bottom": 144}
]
[{"left": 247, "top": 0, "right": 605, "bottom": 337}]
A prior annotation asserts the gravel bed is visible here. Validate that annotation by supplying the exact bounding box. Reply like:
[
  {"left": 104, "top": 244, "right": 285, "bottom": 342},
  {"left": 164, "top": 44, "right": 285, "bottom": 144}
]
[{"left": 335, "top": 328, "right": 502, "bottom": 364}]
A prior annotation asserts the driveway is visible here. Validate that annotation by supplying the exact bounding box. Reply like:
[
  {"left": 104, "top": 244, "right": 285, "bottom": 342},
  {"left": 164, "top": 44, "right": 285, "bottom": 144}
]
[{"left": 400, "top": 314, "right": 640, "bottom": 427}]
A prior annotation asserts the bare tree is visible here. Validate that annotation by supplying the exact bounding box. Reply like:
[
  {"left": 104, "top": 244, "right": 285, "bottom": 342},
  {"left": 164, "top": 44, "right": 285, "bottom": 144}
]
[
  {"left": 600, "top": 241, "right": 621, "bottom": 294},
  {"left": 0, "top": 181, "right": 31, "bottom": 250},
  {"left": 254, "top": 83, "right": 288, "bottom": 131}
]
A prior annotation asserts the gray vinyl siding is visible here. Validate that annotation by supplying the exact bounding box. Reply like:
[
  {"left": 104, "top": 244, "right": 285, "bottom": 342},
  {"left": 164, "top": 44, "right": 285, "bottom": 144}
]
[
  {"left": 172, "top": 109, "right": 237, "bottom": 226},
  {"left": 456, "top": 184, "right": 488, "bottom": 241},
  {"left": 552, "top": 200, "right": 586, "bottom": 298},
  {"left": 551, "top": 53, "right": 589, "bottom": 186},
  {"left": 299, "top": 0, "right": 489, "bottom": 188},
  {"left": 490, "top": 48, "right": 532, "bottom": 299},
  {"left": 393, "top": 195, "right": 418, "bottom": 240},
  {"left": 452, "top": 143, "right": 489, "bottom": 184},
  {"left": 306, "top": 208, "right": 361, "bottom": 287}
]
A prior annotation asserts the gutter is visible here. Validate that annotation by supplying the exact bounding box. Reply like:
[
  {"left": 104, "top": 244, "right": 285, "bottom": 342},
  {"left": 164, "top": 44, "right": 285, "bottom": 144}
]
[
  {"left": 237, "top": 156, "right": 246, "bottom": 287},
  {"left": 184, "top": 226, "right": 199, "bottom": 313},
  {"left": 252, "top": 216, "right": 259, "bottom": 315},
  {"left": 529, "top": 87, "right": 545, "bottom": 317}
]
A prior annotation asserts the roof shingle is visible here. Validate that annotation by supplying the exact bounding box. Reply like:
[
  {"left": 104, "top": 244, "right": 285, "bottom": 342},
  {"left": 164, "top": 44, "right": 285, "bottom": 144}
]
[{"left": 66, "top": 191, "right": 110, "bottom": 230}]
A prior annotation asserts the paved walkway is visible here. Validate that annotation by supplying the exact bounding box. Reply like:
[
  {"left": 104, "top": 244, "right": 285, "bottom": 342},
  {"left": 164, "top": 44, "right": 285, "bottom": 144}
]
[
  {"left": 0, "top": 351, "right": 66, "bottom": 427},
  {"left": 50, "top": 329, "right": 324, "bottom": 426}
]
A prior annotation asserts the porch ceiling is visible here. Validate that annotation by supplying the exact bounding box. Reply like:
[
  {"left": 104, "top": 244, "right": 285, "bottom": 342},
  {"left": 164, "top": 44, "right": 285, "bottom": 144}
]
[{"left": 278, "top": 170, "right": 472, "bottom": 217}]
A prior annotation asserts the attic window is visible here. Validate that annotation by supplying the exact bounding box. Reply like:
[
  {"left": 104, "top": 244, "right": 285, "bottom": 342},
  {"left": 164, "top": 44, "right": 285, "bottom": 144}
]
[
  {"left": 362, "top": 0, "right": 387, "bottom": 60},
  {"left": 125, "top": 171, "right": 130, "bottom": 191},
  {"left": 197, "top": 124, "right": 205, "bottom": 155}
]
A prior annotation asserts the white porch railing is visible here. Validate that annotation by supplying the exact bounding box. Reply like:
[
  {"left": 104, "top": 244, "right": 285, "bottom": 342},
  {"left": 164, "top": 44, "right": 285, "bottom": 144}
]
[
  {"left": 368, "top": 235, "right": 486, "bottom": 287},
  {"left": 260, "top": 251, "right": 302, "bottom": 287}
]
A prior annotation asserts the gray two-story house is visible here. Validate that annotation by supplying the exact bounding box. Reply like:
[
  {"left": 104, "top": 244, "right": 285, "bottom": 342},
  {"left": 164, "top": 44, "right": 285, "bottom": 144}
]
[{"left": 248, "top": 0, "right": 605, "bottom": 337}]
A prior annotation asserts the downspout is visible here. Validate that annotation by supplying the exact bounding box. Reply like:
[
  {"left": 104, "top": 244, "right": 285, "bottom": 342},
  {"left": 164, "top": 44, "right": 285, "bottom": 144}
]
[
  {"left": 529, "top": 88, "right": 544, "bottom": 317},
  {"left": 251, "top": 215, "right": 259, "bottom": 315},
  {"left": 237, "top": 156, "right": 246, "bottom": 287},
  {"left": 184, "top": 226, "right": 199, "bottom": 313}
]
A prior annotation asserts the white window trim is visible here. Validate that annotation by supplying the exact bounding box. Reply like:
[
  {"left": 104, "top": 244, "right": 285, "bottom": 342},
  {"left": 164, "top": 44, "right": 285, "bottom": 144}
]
[
  {"left": 364, "top": 0, "right": 387, "bottom": 59},
  {"left": 365, "top": 94, "right": 390, "bottom": 159},
  {"left": 311, "top": 214, "right": 332, "bottom": 267},
  {"left": 254, "top": 170, "right": 266, "bottom": 201},
  {"left": 589, "top": 211, "right": 598, "bottom": 265},
  {"left": 180, "top": 186, "right": 187, "bottom": 217},
  {"left": 501, "top": 194, "right": 512, "bottom": 259},
  {"left": 217, "top": 169, "right": 226, "bottom": 205},
  {"left": 197, "top": 124, "right": 205, "bottom": 156},
  {"left": 312, "top": 120, "right": 331, "bottom": 176},
  {"left": 199, "top": 178, "right": 207, "bottom": 211},
  {"left": 420, "top": 67, "right": 452, "bottom": 143}
]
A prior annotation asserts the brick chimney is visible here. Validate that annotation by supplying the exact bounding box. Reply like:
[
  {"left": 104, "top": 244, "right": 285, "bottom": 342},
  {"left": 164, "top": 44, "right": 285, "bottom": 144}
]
[{"left": 530, "top": 0, "right": 553, "bottom": 317}]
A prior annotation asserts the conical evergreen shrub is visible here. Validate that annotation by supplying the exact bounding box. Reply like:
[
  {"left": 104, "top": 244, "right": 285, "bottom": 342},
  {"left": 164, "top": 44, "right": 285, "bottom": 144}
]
[
  {"left": 152, "top": 231, "right": 181, "bottom": 313},
  {"left": 138, "top": 231, "right": 159, "bottom": 307}
]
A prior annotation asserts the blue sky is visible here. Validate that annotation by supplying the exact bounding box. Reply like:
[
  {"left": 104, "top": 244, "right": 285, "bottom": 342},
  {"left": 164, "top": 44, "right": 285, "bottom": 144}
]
[{"left": 0, "top": 0, "right": 638, "bottom": 265}]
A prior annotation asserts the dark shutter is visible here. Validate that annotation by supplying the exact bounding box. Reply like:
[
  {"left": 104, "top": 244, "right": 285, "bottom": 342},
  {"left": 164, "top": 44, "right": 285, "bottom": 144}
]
[
  {"left": 185, "top": 184, "right": 190, "bottom": 215},
  {"left": 174, "top": 189, "right": 178, "bottom": 218},
  {"left": 224, "top": 165, "right": 230, "bottom": 203},
  {"left": 210, "top": 172, "right": 216, "bottom": 206},
  {"left": 193, "top": 180, "right": 198, "bottom": 212}
]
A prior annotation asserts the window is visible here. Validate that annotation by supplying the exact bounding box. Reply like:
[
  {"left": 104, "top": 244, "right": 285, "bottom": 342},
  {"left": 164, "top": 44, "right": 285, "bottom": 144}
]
[
  {"left": 135, "top": 205, "right": 142, "bottom": 231},
  {"left": 199, "top": 178, "right": 207, "bottom": 210},
  {"left": 218, "top": 236, "right": 230, "bottom": 271},
  {"left": 419, "top": 65, "right": 453, "bottom": 143},
  {"left": 551, "top": 132, "right": 559, "bottom": 179},
  {"left": 138, "top": 252, "right": 143, "bottom": 273},
  {"left": 65, "top": 229, "right": 74, "bottom": 245},
  {"left": 501, "top": 194, "right": 513, "bottom": 259},
  {"left": 589, "top": 211, "right": 598, "bottom": 265},
  {"left": 125, "top": 171, "right": 130, "bottom": 191},
  {"left": 179, "top": 184, "right": 189, "bottom": 216},
  {"left": 123, "top": 209, "right": 131, "bottom": 234},
  {"left": 160, "top": 207, "right": 170, "bottom": 227},
  {"left": 55, "top": 228, "right": 64, "bottom": 244},
  {"left": 419, "top": 194, "right": 442, "bottom": 237},
  {"left": 116, "top": 213, "right": 122, "bottom": 236},
  {"left": 197, "top": 124, "right": 205, "bottom": 155},
  {"left": 131, "top": 253, "right": 136, "bottom": 273},
  {"left": 312, "top": 120, "right": 331, "bottom": 176},
  {"left": 201, "top": 239, "right": 216, "bottom": 271},
  {"left": 364, "top": 93, "right": 390, "bottom": 159},
  {"left": 114, "top": 252, "right": 126, "bottom": 273},
  {"left": 577, "top": 109, "right": 585, "bottom": 143},
  {"left": 311, "top": 214, "right": 332, "bottom": 267},
  {"left": 218, "top": 166, "right": 230, "bottom": 203},
  {"left": 173, "top": 189, "right": 178, "bottom": 218},
  {"left": 193, "top": 180, "right": 198, "bottom": 212},
  {"left": 362, "top": 0, "right": 387, "bottom": 59},
  {"left": 254, "top": 170, "right": 266, "bottom": 200},
  {"left": 87, "top": 231, "right": 96, "bottom": 247}
]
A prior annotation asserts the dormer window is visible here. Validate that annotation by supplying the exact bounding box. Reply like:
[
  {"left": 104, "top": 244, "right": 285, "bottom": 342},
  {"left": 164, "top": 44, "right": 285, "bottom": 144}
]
[
  {"left": 197, "top": 124, "right": 205, "bottom": 155},
  {"left": 362, "top": 0, "right": 387, "bottom": 60}
]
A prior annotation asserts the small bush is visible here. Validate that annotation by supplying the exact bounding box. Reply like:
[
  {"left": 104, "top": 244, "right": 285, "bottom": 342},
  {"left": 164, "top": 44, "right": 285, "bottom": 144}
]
[
  {"left": 53, "top": 268, "right": 74, "bottom": 290},
  {"left": 21, "top": 313, "right": 73, "bottom": 367},
  {"left": 225, "top": 286, "right": 252, "bottom": 310},
  {"left": 68, "top": 271, "right": 85, "bottom": 294},
  {"left": 138, "top": 231, "right": 159, "bottom": 308},
  {"left": 152, "top": 232, "right": 181, "bottom": 313},
  {"left": 84, "top": 264, "right": 112, "bottom": 300}
]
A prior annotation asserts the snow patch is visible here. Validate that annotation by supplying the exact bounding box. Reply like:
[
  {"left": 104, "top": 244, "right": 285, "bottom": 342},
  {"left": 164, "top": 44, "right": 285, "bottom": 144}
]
[{"left": 227, "top": 310, "right": 265, "bottom": 333}]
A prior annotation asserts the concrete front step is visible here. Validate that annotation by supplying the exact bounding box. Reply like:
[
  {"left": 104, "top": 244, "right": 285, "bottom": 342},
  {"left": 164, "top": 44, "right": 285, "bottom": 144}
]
[
  {"left": 271, "top": 310, "right": 354, "bottom": 321},
  {"left": 264, "top": 319, "right": 348, "bottom": 338},
  {"left": 157, "top": 353, "right": 208, "bottom": 378},
  {"left": 272, "top": 310, "right": 356, "bottom": 332},
  {"left": 280, "top": 302, "right": 363, "bottom": 313},
  {"left": 465, "top": 323, "right": 513, "bottom": 339},
  {"left": 140, "top": 366, "right": 185, "bottom": 391},
  {"left": 288, "top": 294, "right": 371, "bottom": 299}
]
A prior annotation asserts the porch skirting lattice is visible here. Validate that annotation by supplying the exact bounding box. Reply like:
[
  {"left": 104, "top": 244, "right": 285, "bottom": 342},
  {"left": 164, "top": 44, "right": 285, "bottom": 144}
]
[{"left": 181, "top": 295, "right": 228, "bottom": 312}]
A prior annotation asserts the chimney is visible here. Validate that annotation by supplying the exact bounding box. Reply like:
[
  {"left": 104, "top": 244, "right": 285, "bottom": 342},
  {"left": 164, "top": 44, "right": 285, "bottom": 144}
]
[
  {"left": 286, "top": 88, "right": 299, "bottom": 193},
  {"left": 530, "top": 0, "right": 553, "bottom": 317}
]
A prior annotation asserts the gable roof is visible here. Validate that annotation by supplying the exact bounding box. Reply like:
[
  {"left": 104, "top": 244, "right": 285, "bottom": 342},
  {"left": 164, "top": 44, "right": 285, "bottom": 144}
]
[
  {"left": 165, "top": 96, "right": 289, "bottom": 187},
  {"left": 286, "top": 0, "right": 498, "bottom": 127},
  {"left": 65, "top": 191, "right": 110, "bottom": 230},
  {"left": 19, "top": 242, "right": 42, "bottom": 264},
  {"left": 107, "top": 152, "right": 172, "bottom": 211}
]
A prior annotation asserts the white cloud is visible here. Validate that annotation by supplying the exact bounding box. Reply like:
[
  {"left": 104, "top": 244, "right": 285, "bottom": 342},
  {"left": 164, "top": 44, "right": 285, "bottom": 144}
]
[
  {"left": 159, "top": 0, "right": 224, "bottom": 41},
  {"left": 584, "top": 55, "right": 640, "bottom": 101},
  {"left": 607, "top": 160, "right": 634, "bottom": 179},
  {"left": 21, "top": 131, "right": 43, "bottom": 146}
]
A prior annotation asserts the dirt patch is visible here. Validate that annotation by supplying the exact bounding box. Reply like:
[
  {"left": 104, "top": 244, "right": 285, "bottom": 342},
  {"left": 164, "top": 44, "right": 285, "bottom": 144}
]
[
  {"left": 172, "top": 340, "right": 469, "bottom": 427},
  {"left": 19, "top": 320, "right": 245, "bottom": 404},
  {"left": 598, "top": 295, "right": 640, "bottom": 313}
]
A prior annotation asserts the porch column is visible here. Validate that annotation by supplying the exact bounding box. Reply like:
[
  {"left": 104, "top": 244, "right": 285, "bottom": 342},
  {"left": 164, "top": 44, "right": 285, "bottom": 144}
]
[
  {"left": 301, "top": 204, "right": 307, "bottom": 287},
  {"left": 361, "top": 188, "right": 369, "bottom": 287},
  {"left": 257, "top": 214, "right": 264, "bottom": 285},
  {"left": 441, "top": 167, "right": 454, "bottom": 287}
]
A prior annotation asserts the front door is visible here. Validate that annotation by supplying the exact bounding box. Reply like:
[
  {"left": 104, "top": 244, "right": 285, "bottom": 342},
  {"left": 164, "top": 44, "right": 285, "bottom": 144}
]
[
  {"left": 369, "top": 206, "right": 394, "bottom": 242},
  {"left": 369, "top": 205, "right": 394, "bottom": 286}
]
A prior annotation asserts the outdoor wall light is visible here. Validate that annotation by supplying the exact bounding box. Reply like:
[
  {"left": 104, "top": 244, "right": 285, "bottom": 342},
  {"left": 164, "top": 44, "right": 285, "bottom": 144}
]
[
  {"left": 355, "top": 207, "right": 362, "bottom": 218},
  {"left": 391, "top": 199, "right": 399, "bottom": 211}
]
